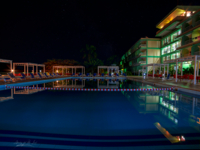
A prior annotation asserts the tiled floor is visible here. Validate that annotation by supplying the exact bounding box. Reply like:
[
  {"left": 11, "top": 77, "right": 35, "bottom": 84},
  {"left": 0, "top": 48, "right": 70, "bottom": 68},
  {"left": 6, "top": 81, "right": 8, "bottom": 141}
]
[{"left": 127, "top": 76, "right": 200, "bottom": 93}]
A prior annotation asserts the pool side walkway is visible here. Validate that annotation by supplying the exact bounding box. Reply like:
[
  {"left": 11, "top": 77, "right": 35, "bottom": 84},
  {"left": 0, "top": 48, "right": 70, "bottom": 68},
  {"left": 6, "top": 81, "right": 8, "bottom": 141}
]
[
  {"left": 0, "top": 76, "right": 126, "bottom": 89},
  {"left": 127, "top": 76, "right": 200, "bottom": 95}
]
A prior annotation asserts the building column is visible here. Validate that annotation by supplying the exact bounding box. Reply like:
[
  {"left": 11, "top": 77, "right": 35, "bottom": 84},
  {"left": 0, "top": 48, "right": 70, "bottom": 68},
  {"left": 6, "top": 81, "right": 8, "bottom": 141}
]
[
  {"left": 153, "top": 65, "right": 155, "bottom": 79},
  {"left": 33, "top": 65, "right": 34, "bottom": 75},
  {"left": 146, "top": 66, "right": 148, "bottom": 78},
  {"left": 197, "top": 60, "right": 199, "bottom": 76},
  {"left": 43, "top": 66, "right": 45, "bottom": 74},
  {"left": 36, "top": 65, "right": 38, "bottom": 75},
  {"left": 181, "top": 62, "right": 183, "bottom": 76},
  {"left": 194, "top": 55, "right": 197, "bottom": 84},
  {"left": 164, "top": 65, "right": 165, "bottom": 78},
  {"left": 176, "top": 60, "right": 178, "bottom": 82},
  {"left": 97, "top": 66, "right": 99, "bottom": 75},
  {"left": 24, "top": 64, "right": 26, "bottom": 74},
  {"left": 167, "top": 64, "right": 169, "bottom": 76},
  {"left": 10, "top": 61, "right": 12, "bottom": 73},
  {"left": 62, "top": 67, "right": 64, "bottom": 75},
  {"left": 13, "top": 64, "right": 15, "bottom": 75},
  {"left": 27, "top": 63, "right": 29, "bottom": 76},
  {"left": 159, "top": 65, "right": 161, "bottom": 74},
  {"left": 72, "top": 67, "right": 73, "bottom": 74}
]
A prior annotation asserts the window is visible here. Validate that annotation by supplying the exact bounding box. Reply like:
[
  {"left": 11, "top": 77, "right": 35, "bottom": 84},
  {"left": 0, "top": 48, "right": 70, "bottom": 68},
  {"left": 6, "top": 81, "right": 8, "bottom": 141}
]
[
  {"left": 129, "top": 61, "right": 132, "bottom": 66},
  {"left": 167, "top": 46, "right": 170, "bottom": 53}
]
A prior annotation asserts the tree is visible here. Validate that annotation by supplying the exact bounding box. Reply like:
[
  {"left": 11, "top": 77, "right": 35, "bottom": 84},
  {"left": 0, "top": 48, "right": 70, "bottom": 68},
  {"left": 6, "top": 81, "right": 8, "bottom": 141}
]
[
  {"left": 80, "top": 45, "right": 104, "bottom": 73},
  {"left": 105, "top": 55, "right": 119, "bottom": 65},
  {"left": 80, "top": 44, "right": 97, "bottom": 63},
  {"left": 43, "top": 59, "right": 79, "bottom": 73},
  {"left": 84, "top": 58, "right": 104, "bottom": 73}
]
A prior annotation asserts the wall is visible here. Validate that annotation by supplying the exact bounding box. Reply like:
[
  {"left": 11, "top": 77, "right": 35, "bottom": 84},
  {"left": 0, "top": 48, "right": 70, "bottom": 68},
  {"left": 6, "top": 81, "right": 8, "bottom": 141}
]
[
  {"left": 148, "top": 49, "right": 160, "bottom": 56},
  {"left": 148, "top": 41, "right": 160, "bottom": 48}
]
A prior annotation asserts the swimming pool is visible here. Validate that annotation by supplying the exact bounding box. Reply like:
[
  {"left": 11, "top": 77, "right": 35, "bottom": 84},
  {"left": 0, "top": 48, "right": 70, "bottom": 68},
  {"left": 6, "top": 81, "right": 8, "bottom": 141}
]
[{"left": 0, "top": 79, "right": 199, "bottom": 149}]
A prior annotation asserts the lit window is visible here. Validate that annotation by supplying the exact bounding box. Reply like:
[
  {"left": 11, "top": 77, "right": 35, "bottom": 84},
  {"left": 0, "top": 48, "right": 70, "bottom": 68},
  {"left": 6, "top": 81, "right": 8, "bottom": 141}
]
[{"left": 186, "top": 11, "right": 191, "bottom": 17}]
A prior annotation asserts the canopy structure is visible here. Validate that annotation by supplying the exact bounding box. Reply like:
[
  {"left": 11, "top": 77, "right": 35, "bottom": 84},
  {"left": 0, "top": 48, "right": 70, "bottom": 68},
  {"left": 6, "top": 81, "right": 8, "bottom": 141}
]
[
  {"left": 164, "top": 55, "right": 200, "bottom": 84},
  {"left": 0, "top": 59, "right": 12, "bottom": 73},
  {"left": 142, "top": 63, "right": 169, "bottom": 78},
  {"left": 97, "top": 66, "right": 119, "bottom": 75},
  {"left": 53, "top": 66, "right": 85, "bottom": 75},
  {"left": 53, "top": 79, "right": 85, "bottom": 88},
  {"left": 97, "top": 80, "right": 119, "bottom": 89},
  {"left": 13, "top": 62, "right": 45, "bottom": 76},
  {"left": 13, "top": 84, "right": 45, "bottom": 94},
  {"left": 0, "top": 89, "right": 13, "bottom": 102}
]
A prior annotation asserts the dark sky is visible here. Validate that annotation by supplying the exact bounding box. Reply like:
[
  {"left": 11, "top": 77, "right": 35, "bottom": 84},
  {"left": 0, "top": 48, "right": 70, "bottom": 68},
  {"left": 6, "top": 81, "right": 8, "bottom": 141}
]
[{"left": 1, "top": 0, "right": 200, "bottom": 64}]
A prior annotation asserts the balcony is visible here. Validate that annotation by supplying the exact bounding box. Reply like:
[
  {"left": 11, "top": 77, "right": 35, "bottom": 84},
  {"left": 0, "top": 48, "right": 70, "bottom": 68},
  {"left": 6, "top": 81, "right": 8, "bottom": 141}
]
[
  {"left": 163, "top": 51, "right": 168, "bottom": 54},
  {"left": 139, "top": 61, "right": 146, "bottom": 64},
  {"left": 156, "top": 16, "right": 185, "bottom": 37},
  {"left": 195, "top": 19, "right": 200, "bottom": 27},
  {"left": 184, "top": 39, "right": 193, "bottom": 45},
  {"left": 139, "top": 44, "right": 147, "bottom": 47},
  {"left": 183, "top": 25, "right": 193, "bottom": 32}
]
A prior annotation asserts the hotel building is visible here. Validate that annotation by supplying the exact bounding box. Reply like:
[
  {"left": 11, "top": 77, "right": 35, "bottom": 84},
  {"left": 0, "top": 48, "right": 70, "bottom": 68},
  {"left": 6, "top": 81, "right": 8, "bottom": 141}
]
[{"left": 120, "top": 5, "right": 200, "bottom": 74}]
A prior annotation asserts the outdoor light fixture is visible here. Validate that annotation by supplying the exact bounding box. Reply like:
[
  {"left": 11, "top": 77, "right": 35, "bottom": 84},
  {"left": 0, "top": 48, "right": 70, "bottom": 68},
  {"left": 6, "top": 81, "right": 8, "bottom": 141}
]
[
  {"left": 56, "top": 70, "right": 58, "bottom": 72},
  {"left": 56, "top": 80, "right": 58, "bottom": 82},
  {"left": 40, "top": 70, "right": 42, "bottom": 73},
  {"left": 11, "top": 69, "right": 13, "bottom": 72}
]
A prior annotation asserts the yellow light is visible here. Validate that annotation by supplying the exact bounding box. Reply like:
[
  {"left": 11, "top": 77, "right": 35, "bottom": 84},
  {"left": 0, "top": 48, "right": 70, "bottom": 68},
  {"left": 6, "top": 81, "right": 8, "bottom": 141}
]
[
  {"left": 56, "top": 70, "right": 58, "bottom": 72},
  {"left": 11, "top": 69, "right": 13, "bottom": 72}
]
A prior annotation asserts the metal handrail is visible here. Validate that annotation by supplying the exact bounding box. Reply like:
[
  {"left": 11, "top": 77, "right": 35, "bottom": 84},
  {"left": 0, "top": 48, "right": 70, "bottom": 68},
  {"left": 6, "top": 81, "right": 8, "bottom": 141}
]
[
  {"left": 184, "top": 39, "right": 193, "bottom": 45},
  {"left": 184, "top": 25, "right": 193, "bottom": 32},
  {"left": 195, "top": 19, "right": 200, "bottom": 27}
]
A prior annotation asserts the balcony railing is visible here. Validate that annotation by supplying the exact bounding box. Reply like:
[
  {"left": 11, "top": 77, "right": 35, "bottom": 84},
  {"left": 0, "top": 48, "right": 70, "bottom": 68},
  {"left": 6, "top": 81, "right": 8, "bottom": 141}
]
[
  {"left": 184, "top": 25, "right": 193, "bottom": 32},
  {"left": 195, "top": 19, "right": 200, "bottom": 27},
  {"left": 139, "top": 61, "right": 146, "bottom": 64},
  {"left": 184, "top": 39, "right": 193, "bottom": 45},
  {"left": 140, "top": 44, "right": 146, "bottom": 47}
]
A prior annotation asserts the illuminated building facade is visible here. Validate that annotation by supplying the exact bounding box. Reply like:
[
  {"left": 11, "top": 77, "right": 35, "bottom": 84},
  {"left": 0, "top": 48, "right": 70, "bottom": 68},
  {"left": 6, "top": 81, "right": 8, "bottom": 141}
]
[
  {"left": 120, "top": 38, "right": 161, "bottom": 74},
  {"left": 156, "top": 5, "right": 200, "bottom": 70},
  {"left": 120, "top": 5, "right": 200, "bottom": 74}
]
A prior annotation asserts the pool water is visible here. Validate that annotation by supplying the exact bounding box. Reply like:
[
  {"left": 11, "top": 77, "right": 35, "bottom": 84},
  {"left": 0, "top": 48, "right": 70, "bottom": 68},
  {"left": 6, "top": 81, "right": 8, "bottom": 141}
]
[{"left": 0, "top": 79, "right": 200, "bottom": 149}]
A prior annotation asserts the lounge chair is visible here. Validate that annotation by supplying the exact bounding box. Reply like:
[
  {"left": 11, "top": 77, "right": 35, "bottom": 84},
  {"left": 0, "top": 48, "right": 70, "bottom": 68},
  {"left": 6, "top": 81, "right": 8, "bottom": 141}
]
[
  {"left": 78, "top": 73, "right": 82, "bottom": 77},
  {"left": 29, "top": 73, "right": 38, "bottom": 79},
  {"left": 109, "top": 73, "right": 112, "bottom": 77},
  {"left": 44, "top": 73, "right": 51, "bottom": 78},
  {"left": 93, "top": 73, "right": 97, "bottom": 77},
  {"left": 3, "top": 78, "right": 12, "bottom": 82},
  {"left": 8, "top": 73, "right": 25, "bottom": 81},
  {"left": 123, "top": 73, "right": 127, "bottom": 76},
  {"left": 49, "top": 73, "right": 54, "bottom": 77},
  {"left": 52, "top": 73, "right": 58, "bottom": 77},
  {"left": 71, "top": 73, "right": 75, "bottom": 76},
  {"left": 101, "top": 73, "right": 104, "bottom": 77},
  {"left": 56, "top": 73, "right": 62, "bottom": 76},
  {"left": 38, "top": 73, "right": 45, "bottom": 78},
  {"left": 21, "top": 73, "right": 32, "bottom": 80},
  {"left": 86, "top": 73, "right": 90, "bottom": 77},
  {"left": 166, "top": 74, "right": 172, "bottom": 80}
]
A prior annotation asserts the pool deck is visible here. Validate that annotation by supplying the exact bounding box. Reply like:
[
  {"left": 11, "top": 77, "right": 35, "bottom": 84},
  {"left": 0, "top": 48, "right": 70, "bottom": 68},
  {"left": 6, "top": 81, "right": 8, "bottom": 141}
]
[
  {"left": 0, "top": 76, "right": 126, "bottom": 88},
  {"left": 127, "top": 76, "right": 200, "bottom": 95}
]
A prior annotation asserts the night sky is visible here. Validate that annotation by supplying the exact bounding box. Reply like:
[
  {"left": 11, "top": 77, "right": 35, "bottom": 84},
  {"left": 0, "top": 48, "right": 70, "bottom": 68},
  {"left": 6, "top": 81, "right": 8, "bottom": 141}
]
[{"left": 1, "top": 0, "right": 200, "bottom": 64}]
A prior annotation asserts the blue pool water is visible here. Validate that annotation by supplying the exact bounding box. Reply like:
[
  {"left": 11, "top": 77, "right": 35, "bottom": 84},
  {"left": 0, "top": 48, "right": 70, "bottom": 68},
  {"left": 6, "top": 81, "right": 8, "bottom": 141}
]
[{"left": 0, "top": 79, "right": 200, "bottom": 149}]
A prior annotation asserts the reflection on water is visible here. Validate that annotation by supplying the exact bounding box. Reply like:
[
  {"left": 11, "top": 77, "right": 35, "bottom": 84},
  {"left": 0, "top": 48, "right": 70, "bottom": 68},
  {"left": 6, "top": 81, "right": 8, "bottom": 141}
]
[
  {"left": 121, "top": 80, "right": 200, "bottom": 134},
  {"left": 0, "top": 79, "right": 200, "bottom": 149}
]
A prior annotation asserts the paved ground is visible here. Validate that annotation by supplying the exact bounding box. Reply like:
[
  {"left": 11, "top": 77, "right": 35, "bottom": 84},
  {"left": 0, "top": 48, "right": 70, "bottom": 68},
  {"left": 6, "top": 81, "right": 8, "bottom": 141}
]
[
  {"left": 127, "top": 76, "right": 200, "bottom": 95},
  {"left": 0, "top": 76, "right": 70, "bottom": 85}
]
